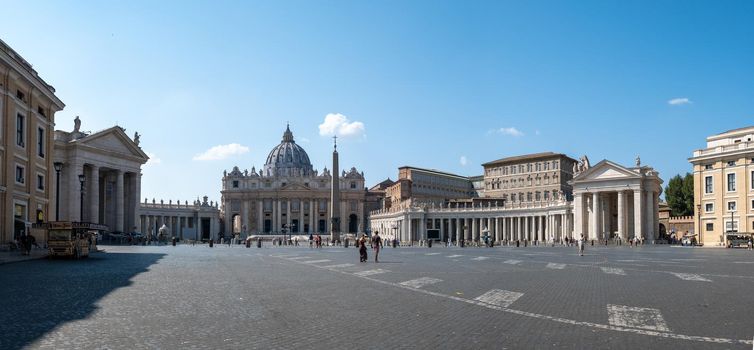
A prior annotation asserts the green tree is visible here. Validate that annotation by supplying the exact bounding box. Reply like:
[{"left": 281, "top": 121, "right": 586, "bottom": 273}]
[{"left": 665, "top": 173, "right": 694, "bottom": 216}]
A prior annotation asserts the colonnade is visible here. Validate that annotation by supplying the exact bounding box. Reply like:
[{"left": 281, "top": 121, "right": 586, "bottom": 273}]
[
  {"left": 573, "top": 189, "right": 660, "bottom": 241},
  {"left": 371, "top": 210, "right": 573, "bottom": 244},
  {"left": 65, "top": 162, "right": 140, "bottom": 233}
]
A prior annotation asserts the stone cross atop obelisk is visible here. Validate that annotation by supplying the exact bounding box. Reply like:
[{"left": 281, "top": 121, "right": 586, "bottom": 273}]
[{"left": 330, "top": 135, "right": 341, "bottom": 242}]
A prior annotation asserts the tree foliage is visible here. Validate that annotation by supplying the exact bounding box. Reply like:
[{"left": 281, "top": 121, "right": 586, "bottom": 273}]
[{"left": 665, "top": 173, "right": 694, "bottom": 216}]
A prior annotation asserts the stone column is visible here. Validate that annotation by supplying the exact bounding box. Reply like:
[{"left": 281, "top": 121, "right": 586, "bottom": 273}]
[
  {"left": 89, "top": 165, "right": 100, "bottom": 224},
  {"left": 115, "top": 170, "right": 125, "bottom": 232},
  {"left": 276, "top": 199, "right": 282, "bottom": 234},
  {"left": 590, "top": 193, "right": 600, "bottom": 240},
  {"left": 463, "top": 218, "right": 470, "bottom": 240},
  {"left": 471, "top": 218, "right": 477, "bottom": 241},
  {"left": 241, "top": 201, "right": 249, "bottom": 236},
  {"left": 509, "top": 217, "right": 514, "bottom": 241},
  {"left": 645, "top": 190, "right": 654, "bottom": 241},
  {"left": 653, "top": 191, "right": 660, "bottom": 242},
  {"left": 257, "top": 199, "right": 263, "bottom": 233},
  {"left": 617, "top": 191, "right": 625, "bottom": 240},
  {"left": 495, "top": 218, "right": 501, "bottom": 244},
  {"left": 286, "top": 199, "right": 292, "bottom": 231},
  {"left": 538, "top": 216, "right": 544, "bottom": 242},
  {"left": 573, "top": 194, "right": 583, "bottom": 237},
  {"left": 453, "top": 218, "right": 459, "bottom": 244},
  {"left": 299, "top": 199, "right": 305, "bottom": 234},
  {"left": 633, "top": 190, "right": 643, "bottom": 240}
]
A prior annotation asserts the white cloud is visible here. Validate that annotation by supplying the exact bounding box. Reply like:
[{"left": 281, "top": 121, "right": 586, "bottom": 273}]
[
  {"left": 318, "top": 113, "right": 365, "bottom": 137},
  {"left": 144, "top": 152, "right": 161, "bottom": 167},
  {"left": 535, "top": 130, "right": 541, "bottom": 136},
  {"left": 668, "top": 97, "right": 692, "bottom": 106},
  {"left": 494, "top": 127, "right": 524, "bottom": 137},
  {"left": 193, "top": 143, "right": 250, "bottom": 161},
  {"left": 460, "top": 156, "right": 468, "bottom": 166}
]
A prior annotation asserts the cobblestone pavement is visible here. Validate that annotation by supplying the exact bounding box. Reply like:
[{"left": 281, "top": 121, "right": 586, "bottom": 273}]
[{"left": 1, "top": 243, "right": 753, "bottom": 349}]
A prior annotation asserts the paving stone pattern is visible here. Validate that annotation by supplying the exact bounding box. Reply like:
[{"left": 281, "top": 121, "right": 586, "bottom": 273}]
[{"left": 0, "top": 244, "right": 753, "bottom": 349}]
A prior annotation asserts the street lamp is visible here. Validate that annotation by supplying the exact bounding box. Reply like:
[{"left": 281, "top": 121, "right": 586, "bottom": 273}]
[
  {"left": 53, "top": 162, "right": 63, "bottom": 221},
  {"left": 78, "top": 173, "right": 86, "bottom": 222},
  {"left": 696, "top": 204, "right": 701, "bottom": 246}
]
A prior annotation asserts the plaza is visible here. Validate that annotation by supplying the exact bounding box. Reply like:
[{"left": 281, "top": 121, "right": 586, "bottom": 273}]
[{"left": 1, "top": 244, "right": 752, "bottom": 349}]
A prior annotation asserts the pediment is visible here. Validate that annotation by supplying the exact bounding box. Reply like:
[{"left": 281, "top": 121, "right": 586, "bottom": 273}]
[
  {"left": 573, "top": 160, "right": 640, "bottom": 182},
  {"left": 280, "top": 183, "right": 313, "bottom": 191},
  {"left": 76, "top": 127, "right": 148, "bottom": 161}
]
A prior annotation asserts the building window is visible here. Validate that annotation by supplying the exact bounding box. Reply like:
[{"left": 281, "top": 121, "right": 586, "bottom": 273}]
[
  {"left": 726, "top": 220, "right": 738, "bottom": 232},
  {"left": 232, "top": 180, "right": 239, "bottom": 188},
  {"left": 544, "top": 191, "right": 550, "bottom": 201},
  {"left": 727, "top": 201, "right": 736, "bottom": 211},
  {"left": 265, "top": 182, "right": 271, "bottom": 188},
  {"left": 350, "top": 182, "right": 356, "bottom": 189},
  {"left": 704, "top": 176, "right": 713, "bottom": 194},
  {"left": 751, "top": 171, "right": 754, "bottom": 189},
  {"left": 705, "top": 223, "right": 714, "bottom": 231},
  {"left": 15, "top": 166, "right": 25, "bottom": 184},
  {"left": 16, "top": 114, "right": 25, "bottom": 147},
  {"left": 37, "top": 128, "right": 45, "bottom": 157},
  {"left": 527, "top": 192, "right": 532, "bottom": 201},
  {"left": 751, "top": 199, "right": 754, "bottom": 210},
  {"left": 37, "top": 174, "right": 44, "bottom": 190},
  {"left": 704, "top": 164, "right": 713, "bottom": 170},
  {"left": 727, "top": 161, "right": 736, "bottom": 166},
  {"left": 727, "top": 173, "right": 736, "bottom": 192},
  {"left": 553, "top": 161, "right": 559, "bottom": 169},
  {"left": 535, "top": 191, "right": 541, "bottom": 201},
  {"left": 304, "top": 182, "right": 309, "bottom": 188},
  {"left": 37, "top": 106, "right": 46, "bottom": 117},
  {"left": 705, "top": 203, "right": 713, "bottom": 213}
]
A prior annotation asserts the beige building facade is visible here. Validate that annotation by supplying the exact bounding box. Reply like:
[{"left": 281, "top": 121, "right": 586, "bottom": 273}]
[
  {"left": 221, "top": 126, "right": 367, "bottom": 239},
  {"left": 481, "top": 152, "right": 578, "bottom": 202},
  {"left": 689, "top": 126, "right": 754, "bottom": 246},
  {"left": 383, "top": 166, "right": 474, "bottom": 209},
  {"left": 1, "top": 39, "right": 65, "bottom": 245}
]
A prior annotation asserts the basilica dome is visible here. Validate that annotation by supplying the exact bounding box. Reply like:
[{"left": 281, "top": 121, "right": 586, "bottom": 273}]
[{"left": 263, "top": 125, "right": 313, "bottom": 176}]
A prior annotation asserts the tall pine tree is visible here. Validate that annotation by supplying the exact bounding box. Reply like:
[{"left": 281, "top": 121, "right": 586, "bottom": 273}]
[{"left": 665, "top": 173, "right": 694, "bottom": 216}]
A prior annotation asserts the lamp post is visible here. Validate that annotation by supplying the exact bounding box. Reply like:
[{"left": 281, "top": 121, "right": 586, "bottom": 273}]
[
  {"left": 53, "top": 162, "right": 63, "bottom": 221},
  {"left": 78, "top": 173, "right": 86, "bottom": 222},
  {"left": 696, "top": 204, "right": 701, "bottom": 246}
]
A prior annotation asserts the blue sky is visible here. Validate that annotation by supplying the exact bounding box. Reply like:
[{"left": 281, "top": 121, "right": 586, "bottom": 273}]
[{"left": 3, "top": 1, "right": 753, "bottom": 202}]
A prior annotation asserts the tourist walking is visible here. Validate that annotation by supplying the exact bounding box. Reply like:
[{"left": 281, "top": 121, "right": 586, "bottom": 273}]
[
  {"left": 748, "top": 236, "right": 753, "bottom": 250},
  {"left": 372, "top": 232, "right": 383, "bottom": 263},
  {"left": 578, "top": 233, "right": 585, "bottom": 256},
  {"left": 358, "top": 234, "right": 368, "bottom": 262}
]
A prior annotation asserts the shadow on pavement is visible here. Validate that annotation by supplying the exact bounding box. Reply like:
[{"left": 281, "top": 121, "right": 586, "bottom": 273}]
[{"left": 0, "top": 251, "right": 165, "bottom": 350}]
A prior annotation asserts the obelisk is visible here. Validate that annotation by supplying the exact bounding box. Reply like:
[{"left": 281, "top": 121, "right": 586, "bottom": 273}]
[{"left": 330, "top": 136, "right": 341, "bottom": 242}]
